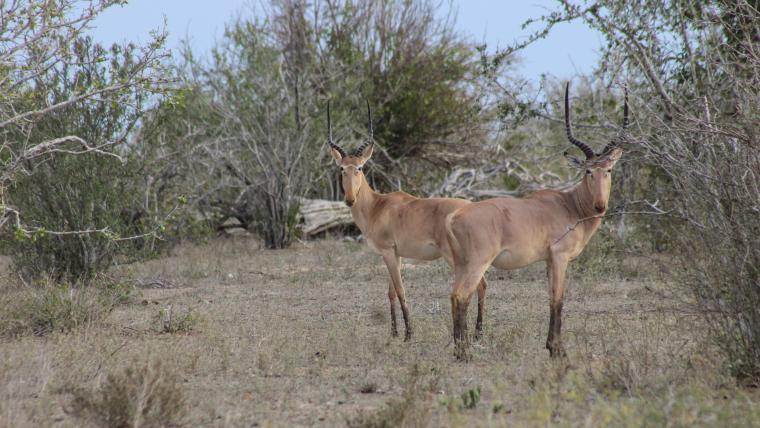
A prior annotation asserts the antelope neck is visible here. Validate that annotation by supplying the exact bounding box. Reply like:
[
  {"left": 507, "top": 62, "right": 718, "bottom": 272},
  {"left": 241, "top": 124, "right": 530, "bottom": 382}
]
[
  {"left": 566, "top": 176, "right": 604, "bottom": 225},
  {"left": 350, "top": 175, "right": 379, "bottom": 233}
]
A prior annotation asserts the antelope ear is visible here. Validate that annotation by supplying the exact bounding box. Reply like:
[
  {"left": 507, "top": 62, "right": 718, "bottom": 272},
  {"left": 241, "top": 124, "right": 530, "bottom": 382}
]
[
  {"left": 330, "top": 147, "right": 344, "bottom": 165},
  {"left": 602, "top": 147, "right": 624, "bottom": 167},
  {"left": 357, "top": 143, "right": 373, "bottom": 164}
]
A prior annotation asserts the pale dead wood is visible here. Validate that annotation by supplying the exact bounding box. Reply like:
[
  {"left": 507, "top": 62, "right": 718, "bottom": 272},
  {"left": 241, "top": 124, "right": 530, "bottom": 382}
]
[
  {"left": 435, "top": 156, "right": 575, "bottom": 200},
  {"left": 296, "top": 197, "right": 352, "bottom": 236},
  {"left": 131, "top": 277, "right": 177, "bottom": 289}
]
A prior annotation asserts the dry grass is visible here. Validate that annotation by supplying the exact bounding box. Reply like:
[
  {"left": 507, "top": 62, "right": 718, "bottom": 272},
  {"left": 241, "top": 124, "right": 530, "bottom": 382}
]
[
  {"left": 0, "top": 237, "right": 758, "bottom": 427},
  {"left": 0, "top": 277, "right": 134, "bottom": 339}
]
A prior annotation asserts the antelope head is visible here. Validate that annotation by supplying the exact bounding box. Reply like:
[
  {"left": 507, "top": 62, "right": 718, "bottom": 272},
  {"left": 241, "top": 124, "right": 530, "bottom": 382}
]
[
  {"left": 328, "top": 101, "right": 375, "bottom": 207},
  {"left": 564, "top": 82, "right": 628, "bottom": 214}
]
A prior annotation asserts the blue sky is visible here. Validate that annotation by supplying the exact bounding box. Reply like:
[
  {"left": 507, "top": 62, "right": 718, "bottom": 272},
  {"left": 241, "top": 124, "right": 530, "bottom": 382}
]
[{"left": 88, "top": 0, "right": 601, "bottom": 81}]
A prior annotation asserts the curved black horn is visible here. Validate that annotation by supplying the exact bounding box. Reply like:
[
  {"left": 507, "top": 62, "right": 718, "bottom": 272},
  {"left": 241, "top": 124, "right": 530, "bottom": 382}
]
[
  {"left": 366, "top": 99, "right": 373, "bottom": 141},
  {"left": 564, "top": 82, "right": 595, "bottom": 159},
  {"left": 622, "top": 87, "right": 629, "bottom": 130},
  {"left": 354, "top": 100, "right": 374, "bottom": 156},
  {"left": 601, "top": 87, "right": 629, "bottom": 155},
  {"left": 327, "top": 100, "right": 347, "bottom": 157}
]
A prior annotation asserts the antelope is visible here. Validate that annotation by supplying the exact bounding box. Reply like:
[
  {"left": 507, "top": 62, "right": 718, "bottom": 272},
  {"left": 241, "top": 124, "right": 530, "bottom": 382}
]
[
  {"left": 327, "top": 102, "right": 487, "bottom": 341},
  {"left": 445, "top": 83, "right": 628, "bottom": 358}
]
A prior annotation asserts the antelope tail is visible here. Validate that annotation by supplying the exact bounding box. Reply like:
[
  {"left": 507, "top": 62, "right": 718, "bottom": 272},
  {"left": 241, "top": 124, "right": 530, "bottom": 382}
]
[{"left": 444, "top": 211, "right": 464, "bottom": 266}]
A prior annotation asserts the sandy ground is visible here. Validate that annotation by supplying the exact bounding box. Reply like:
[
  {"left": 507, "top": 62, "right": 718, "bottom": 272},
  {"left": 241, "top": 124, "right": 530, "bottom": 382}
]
[{"left": 1, "top": 237, "right": 757, "bottom": 427}]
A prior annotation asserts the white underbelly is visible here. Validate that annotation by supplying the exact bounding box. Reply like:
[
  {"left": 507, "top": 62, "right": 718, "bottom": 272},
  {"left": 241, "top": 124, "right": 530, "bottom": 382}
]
[
  {"left": 491, "top": 249, "right": 542, "bottom": 270},
  {"left": 396, "top": 240, "right": 441, "bottom": 261}
]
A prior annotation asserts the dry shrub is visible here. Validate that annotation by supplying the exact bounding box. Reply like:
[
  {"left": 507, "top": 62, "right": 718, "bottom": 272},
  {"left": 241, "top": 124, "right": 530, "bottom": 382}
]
[
  {"left": 67, "top": 359, "right": 186, "bottom": 428},
  {"left": 570, "top": 311, "right": 715, "bottom": 399},
  {"left": 586, "top": 385, "right": 760, "bottom": 427},
  {"left": 523, "top": 371, "right": 760, "bottom": 427}
]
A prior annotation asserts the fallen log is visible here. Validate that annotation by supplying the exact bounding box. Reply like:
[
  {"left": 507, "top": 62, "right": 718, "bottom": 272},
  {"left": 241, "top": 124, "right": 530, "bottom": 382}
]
[{"left": 296, "top": 197, "right": 353, "bottom": 236}]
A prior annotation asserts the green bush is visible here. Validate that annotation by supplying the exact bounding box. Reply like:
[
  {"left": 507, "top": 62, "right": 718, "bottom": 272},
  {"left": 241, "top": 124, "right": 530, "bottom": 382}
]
[
  {"left": 7, "top": 152, "right": 146, "bottom": 282},
  {"left": 3, "top": 36, "right": 170, "bottom": 281}
]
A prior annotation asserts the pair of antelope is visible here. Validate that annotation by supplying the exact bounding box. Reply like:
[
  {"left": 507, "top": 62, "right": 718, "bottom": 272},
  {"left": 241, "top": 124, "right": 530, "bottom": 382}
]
[{"left": 328, "top": 83, "right": 628, "bottom": 358}]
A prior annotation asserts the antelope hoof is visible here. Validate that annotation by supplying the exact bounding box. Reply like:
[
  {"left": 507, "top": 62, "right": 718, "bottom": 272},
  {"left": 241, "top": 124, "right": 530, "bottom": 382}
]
[
  {"left": 454, "top": 342, "right": 471, "bottom": 362},
  {"left": 404, "top": 330, "right": 412, "bottom": 342},
  {"left": 546, "top": 342, "right": 567, "bottom": 359},
  {"left": 391, "top": 328, "right": 399, "bottom": 338},
  {"left": 473, "top": 325, "right": 483, "bottom": 342}
]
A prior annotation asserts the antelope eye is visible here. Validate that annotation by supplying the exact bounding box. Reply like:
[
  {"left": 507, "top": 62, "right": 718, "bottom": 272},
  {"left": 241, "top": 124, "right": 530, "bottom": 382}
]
[
  {"left": 606, "top": 169, "right": 612, "bottom": 173},
  {"left": 585, "top": 169, "right": 592, "bottom": 175}
]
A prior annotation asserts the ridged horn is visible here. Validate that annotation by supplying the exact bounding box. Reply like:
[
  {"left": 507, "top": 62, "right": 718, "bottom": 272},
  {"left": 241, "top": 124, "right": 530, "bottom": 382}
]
[
  {"left": 327, "top": 100, "right": 346, "bottom": 158},
  {"left": 600, "top": 87, "right": 629, "bottom": 155},
  {"left": 564, "top": 82, "right": 595, "bottom": 159},
  {"left": 353, "top": 99, "right": 374, "bottom": 156}
]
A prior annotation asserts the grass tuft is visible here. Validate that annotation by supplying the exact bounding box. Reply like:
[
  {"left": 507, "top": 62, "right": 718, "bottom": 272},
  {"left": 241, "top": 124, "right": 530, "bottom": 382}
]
[
  {"left": 65, "top": 359, "right": 186, "bottom": 428},
  {"left": 153, "top": 305, "right": 201, "bottom": 334},
  {"left": 0, "top": 276, "right": 134, "bottom": 338}
]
